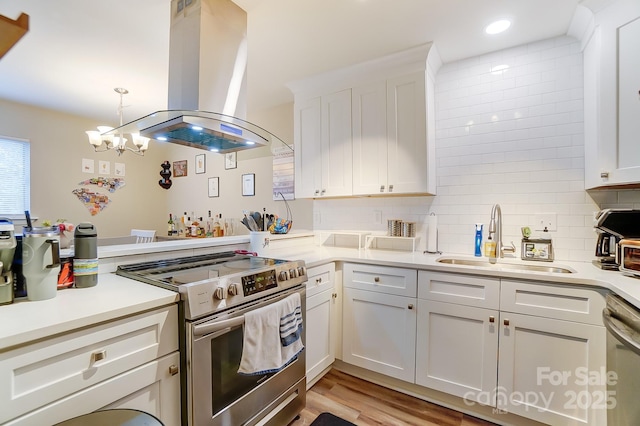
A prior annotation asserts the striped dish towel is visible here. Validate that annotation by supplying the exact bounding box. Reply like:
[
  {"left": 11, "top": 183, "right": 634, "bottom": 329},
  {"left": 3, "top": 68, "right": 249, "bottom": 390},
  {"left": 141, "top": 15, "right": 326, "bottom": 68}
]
[{"left": 238, "top": 292, "right": 304, "bottom": 375}]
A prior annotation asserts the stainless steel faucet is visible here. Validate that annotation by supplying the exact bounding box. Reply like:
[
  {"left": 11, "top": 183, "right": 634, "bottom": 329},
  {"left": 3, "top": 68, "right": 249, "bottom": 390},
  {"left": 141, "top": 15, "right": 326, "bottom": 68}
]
[{"left": 488, "top": 204, "right": 516, "bottom": 258}]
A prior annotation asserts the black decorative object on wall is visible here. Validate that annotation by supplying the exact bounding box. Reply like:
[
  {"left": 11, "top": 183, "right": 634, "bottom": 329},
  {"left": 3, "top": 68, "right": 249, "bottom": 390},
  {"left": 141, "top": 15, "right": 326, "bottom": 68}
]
[{"left": 159, "top": 161, "right": 172, "bottom": 189}]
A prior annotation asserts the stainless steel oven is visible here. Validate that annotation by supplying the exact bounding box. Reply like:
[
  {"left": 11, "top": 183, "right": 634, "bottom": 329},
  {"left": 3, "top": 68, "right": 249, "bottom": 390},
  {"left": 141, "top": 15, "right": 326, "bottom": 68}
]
[{"left": 117, "top": 251, "right": 307, "bottom": 426}]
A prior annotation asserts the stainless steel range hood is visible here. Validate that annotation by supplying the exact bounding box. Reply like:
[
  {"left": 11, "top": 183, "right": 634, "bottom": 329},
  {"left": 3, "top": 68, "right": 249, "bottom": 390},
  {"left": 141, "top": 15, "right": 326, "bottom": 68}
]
[{"left": 106, "top": 0, "right": 291, "bottom": 155}]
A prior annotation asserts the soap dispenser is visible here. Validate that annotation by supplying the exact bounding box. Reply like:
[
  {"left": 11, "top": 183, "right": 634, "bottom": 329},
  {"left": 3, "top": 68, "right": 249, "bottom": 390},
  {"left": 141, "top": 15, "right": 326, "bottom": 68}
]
[{"left": 474, "top": 224, "right": 483, "bottom": 257}]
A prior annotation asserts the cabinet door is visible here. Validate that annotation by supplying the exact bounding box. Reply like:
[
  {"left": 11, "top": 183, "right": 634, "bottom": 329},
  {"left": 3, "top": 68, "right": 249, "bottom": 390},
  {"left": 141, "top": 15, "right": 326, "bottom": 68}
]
[
  {"left": 306, "top": 289, "right": 335, "bottom": 386},
  {"left": 321, "top": 89, "right": 353, "bottom": 197},
  {"left": 352, "top": 81, "right": 387, "bottom": 195},
  {"left": 294, "top": 96, "right": 322, "bottom": 198},
  {"left": 342, "top": 287, "right": 416, "bottom": 382},
  {"left": 416, "top": 300, "right": 498, "bottom": 403},
  {"left": 497, "top": 312, "right": 607, "bottom": 426},
  {"left": 585, "top": 0, "right": 640, "bottom": 188},
  {"left": 386, "top": 72, "right": 428, "bottom": 194}
]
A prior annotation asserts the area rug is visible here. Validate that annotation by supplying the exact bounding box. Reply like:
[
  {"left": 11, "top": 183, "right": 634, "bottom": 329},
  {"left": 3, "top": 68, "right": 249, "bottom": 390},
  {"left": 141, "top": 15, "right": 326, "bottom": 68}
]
[{"left": 310, "top": 412, "right": 356, "bottom": 426}]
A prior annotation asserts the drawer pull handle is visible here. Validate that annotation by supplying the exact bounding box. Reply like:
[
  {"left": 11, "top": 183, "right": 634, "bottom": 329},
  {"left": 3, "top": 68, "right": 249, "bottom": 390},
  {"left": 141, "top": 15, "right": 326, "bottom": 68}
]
[
  {"left": 92, "top": 350, "right": 107, "bottom": 362},
  {"left": 504, "top": 319, "right": 510, "bottom": 326},
  {"left": 374, "top": 277, "right": 380, "bottom": 283},
  {"left": 489, "top": 316, "right": 495, "bottom": 323},
  {"left": 169, "top": 365, "right": 179, "bottom": 376},
  {"left": 408, "top": 304, "right": 414, "bottom": 310}
]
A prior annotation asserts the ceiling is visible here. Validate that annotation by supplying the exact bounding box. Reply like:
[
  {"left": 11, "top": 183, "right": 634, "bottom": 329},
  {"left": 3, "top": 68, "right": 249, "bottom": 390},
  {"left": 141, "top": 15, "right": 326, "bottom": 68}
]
[{"left": 0, "top": 0, "right": 584, "bottom": 126}]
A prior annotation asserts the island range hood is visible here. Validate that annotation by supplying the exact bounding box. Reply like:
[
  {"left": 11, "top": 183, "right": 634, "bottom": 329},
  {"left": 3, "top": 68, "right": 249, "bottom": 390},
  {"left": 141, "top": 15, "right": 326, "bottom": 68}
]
[{"left": 105, "top": 0, "right": 291, "bottom": 155}]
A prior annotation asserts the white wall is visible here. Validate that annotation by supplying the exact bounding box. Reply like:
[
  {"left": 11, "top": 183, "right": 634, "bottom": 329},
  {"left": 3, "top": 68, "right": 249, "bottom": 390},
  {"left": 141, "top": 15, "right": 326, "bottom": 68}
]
[{"left": 314, "top": 35, "right": 640, "bottom": 262}]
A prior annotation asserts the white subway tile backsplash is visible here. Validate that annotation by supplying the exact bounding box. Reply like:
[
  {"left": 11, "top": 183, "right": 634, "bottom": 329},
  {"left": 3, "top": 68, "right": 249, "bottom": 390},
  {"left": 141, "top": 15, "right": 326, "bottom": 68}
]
[{"left": 312, "top": 35, "right": 640, "bottom": 261}]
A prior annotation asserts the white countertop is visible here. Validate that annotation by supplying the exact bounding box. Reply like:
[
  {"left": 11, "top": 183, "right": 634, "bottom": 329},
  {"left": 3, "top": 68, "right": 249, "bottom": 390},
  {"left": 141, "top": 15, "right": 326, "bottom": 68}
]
[
  {"left": 0, "top": 273, "right": 178, "bottom": 350},
  {"left": 4, "top": 236, "right": 640, "bottom": 351}
]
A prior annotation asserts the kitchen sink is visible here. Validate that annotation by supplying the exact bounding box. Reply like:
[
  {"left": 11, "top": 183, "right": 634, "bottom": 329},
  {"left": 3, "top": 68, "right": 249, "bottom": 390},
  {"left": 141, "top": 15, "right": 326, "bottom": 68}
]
[{"left": 437, "top": 257, "right": 575, "bottom": 274}]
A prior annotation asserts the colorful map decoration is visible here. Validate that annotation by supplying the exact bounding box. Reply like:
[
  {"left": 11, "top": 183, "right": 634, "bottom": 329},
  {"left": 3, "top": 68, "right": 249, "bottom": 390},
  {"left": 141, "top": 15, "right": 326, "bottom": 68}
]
[
  {"left": 72, "top": 188, "right": 111, "bottom": 216},
  {"left": 78, "top": 177, "right": 125, "bottom": 193}
]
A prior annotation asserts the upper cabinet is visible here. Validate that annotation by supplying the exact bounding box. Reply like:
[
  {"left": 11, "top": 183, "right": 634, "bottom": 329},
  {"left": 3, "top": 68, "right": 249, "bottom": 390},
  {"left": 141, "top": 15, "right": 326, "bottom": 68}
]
[
  {"left": 582, "top": 0, "right": 640, "bottom": 189},
  {"left": 288, "top": 43, "right": 441, "bottom": 198}
]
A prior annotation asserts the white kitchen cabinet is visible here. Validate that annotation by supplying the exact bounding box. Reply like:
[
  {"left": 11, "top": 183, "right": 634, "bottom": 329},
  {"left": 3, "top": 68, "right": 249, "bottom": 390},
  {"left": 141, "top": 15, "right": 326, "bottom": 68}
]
[
  {"left": 342, "top": 263, "right": 417, "bottom": 382},
  {"left": 583, "top": 0, "right": 640, "bottom": 189},
  {"left": 0, "top": 305, "right": 180, "bottom": 426},
  {"left": 416, "top": 272, "right": 607, "bottom": 425},
  {"left": 305, "top": 263, "right": 338, "bottom": 387},
  {"left": 352, "top": 71, "right": 433, "bottom": 195},
  {"left": 293, "top": 89, "right": 353, "bottom": 198},
  {"left": 415, "top": 273, "right": 500, "bottom": 402},
  {"left": 290, "top": 43, "right": 440, "bottom": 198}
]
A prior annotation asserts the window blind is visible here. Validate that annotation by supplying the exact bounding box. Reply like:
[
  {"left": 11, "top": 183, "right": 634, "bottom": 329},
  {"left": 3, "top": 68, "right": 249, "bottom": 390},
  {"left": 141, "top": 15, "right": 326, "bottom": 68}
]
[{"left": 0, "top": 137, "right": 30, "bottom": 216}]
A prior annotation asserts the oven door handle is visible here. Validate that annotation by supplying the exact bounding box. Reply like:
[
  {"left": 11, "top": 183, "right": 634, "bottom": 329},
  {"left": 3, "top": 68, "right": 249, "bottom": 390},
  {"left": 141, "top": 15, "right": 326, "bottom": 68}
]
[
  {"left": 193, "top": 316, "right": 244, "bottom": 337},
  {"left": 603, "top": 309, "right": 640, "bottom": 356}
]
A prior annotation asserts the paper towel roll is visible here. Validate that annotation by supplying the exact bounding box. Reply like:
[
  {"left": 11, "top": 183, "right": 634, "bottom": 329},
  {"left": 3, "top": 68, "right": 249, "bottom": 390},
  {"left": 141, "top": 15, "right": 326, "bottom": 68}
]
[{"left": 427, "top": 214, "right": 438, "bottom": 253}]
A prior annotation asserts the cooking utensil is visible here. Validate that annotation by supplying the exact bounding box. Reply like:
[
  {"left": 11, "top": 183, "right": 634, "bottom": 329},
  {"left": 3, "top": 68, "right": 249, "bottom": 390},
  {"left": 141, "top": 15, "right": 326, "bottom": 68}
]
[{"left": 25, "top": 210, "right": 32, "bottom": 231}]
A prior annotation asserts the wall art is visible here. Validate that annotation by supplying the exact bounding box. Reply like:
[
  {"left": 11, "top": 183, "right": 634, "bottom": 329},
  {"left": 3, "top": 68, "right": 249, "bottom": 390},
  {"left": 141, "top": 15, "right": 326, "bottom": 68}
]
[
  {"left": 242, "top": 173, "right": 255, "bottom": 196},
  {"left": 196, "top": 154, "right": 206, "bottom": 174},
  {"left": 82, "top": 158, "right": 94, "bottom": 174},
  {"left": 208, "top": 177, "right": 219, "bottom": 197},
  {"left": 173, "top": 160, "right": 187, "bottom": 177},
  {"left": 225, "top": 152, "right": 237, "bottom": 169}
]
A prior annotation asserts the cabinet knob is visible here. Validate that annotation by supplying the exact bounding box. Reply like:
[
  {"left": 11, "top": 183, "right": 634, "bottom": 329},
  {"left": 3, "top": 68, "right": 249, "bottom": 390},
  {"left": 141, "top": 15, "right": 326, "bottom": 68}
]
[
  {"left": 169, "top": 365, "right": 179, "bottom": 376},
  {"left": 489, "top": 316, "right": 495, "bottom": 323},
  {"left": 321, "top": 189, "right": 326, "bottom": 195},
  {"left": 332, "top": 293, "right": 337, "bottom": 299},
  {"left": 408, "top": 304, "right": 414, "bottom": 309},
  {"left": 92, "top": 350, "right": 107, "bottom": 363},
  {"left": 374, "top": 276, "right": 380, "bottom": 283},
  {"left": 314, "top": 189, "right": 320, "bottom": 195},
  {"left": 316, "top": 277, "right": 322, "bottom": 284},
  {"left": 389, "top": 184, "right": 394, "bottom": 192},
  {"left": 503, "top": 319, "right": 510, "bottom": 326},
  {"left": 380, "top": 185, "right": 385, "bottom": 192},
  {"left": 600, "top": 172, "right": 609, "bottom": 179}
]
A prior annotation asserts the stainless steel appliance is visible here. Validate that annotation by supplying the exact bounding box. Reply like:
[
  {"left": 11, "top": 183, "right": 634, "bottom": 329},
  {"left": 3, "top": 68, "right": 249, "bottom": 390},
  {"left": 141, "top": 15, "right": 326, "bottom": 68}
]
[
  {"left": 593, "top": 209, "right": 640, "bottom": 270},
  {"left": 602, "top": 294, "right": 640, "bottom": 425},
  {"left": 117, "top": 251, "right": 307, "bottom": 426},
  {"left": 617, "top": 239, "right": 640, "bottom": 278}
]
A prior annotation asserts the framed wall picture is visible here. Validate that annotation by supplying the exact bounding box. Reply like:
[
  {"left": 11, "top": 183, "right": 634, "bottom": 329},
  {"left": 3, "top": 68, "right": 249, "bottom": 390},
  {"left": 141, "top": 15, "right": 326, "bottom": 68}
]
[
  {"left": 242, "top": 173, "right": 255, "bottom": 196},
  {"left": 225, "top": 152, "right": 237, "bottom": 169},
  {"left": 173, "top": 160, "right": 187, "bottom": 177},
  {"left": 195, "top": 154, "right": 206, "bottom": 174},
  {"left": 208, "top": 177, "right": 219, "bottom": 197}
]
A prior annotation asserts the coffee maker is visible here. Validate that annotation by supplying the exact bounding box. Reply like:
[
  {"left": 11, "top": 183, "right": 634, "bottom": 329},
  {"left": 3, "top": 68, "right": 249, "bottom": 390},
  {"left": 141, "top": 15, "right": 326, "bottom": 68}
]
[
  {"left": 0, "top": 218, "right": 17, "bottom": 304},
  {"left": 593, "top": 209, "right": 640, "bottom": 270}
]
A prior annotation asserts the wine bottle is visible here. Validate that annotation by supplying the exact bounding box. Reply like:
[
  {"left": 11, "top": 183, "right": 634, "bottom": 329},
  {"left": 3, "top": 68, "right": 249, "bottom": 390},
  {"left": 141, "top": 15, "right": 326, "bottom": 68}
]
[{"left": 167, "top": 213, "right": 174, "bottom": 236}]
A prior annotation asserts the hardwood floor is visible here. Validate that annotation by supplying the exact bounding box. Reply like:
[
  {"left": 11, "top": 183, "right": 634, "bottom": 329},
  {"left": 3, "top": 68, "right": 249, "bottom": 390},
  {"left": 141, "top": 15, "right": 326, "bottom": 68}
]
[{"left": 290, "top": 369, "right": 498, "bottom": 426}]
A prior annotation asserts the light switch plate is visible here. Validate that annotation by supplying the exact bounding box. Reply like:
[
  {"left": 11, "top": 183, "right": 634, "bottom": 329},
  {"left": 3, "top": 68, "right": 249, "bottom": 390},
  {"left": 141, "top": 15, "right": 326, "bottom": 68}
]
[{"left": 534, "top": 214, "right": 557, "bottom": 232}]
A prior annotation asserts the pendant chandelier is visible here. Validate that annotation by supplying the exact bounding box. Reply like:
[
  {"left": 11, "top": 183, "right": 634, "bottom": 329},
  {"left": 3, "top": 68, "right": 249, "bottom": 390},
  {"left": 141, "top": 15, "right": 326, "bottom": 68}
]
[{"left": 85, "top": 88, "right": 150, "bottom": 156}]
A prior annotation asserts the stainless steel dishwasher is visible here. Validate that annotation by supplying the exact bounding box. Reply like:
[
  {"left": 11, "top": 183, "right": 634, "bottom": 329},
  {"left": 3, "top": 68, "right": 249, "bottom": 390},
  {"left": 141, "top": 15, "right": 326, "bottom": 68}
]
[{"left": 602, "top": 293, "right": 640, "bottom": 425}]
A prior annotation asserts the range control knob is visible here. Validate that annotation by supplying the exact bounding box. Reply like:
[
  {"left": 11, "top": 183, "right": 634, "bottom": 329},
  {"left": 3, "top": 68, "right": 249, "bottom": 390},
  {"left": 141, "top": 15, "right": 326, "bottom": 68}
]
[
  {"left": 297, "top": 266, "right": 306, "bottom": 277},
  {"left": 228, "top": 283, "right": 239, "bottom": 296},
  {"left": 289, "top": 268, "right": 299, "bottom": 278},
  {"left": 213, "top": 286, "right": 225, "bottom": 300},
  {"left": 279, "top": 271, "right": 289, "bottom": 281}
]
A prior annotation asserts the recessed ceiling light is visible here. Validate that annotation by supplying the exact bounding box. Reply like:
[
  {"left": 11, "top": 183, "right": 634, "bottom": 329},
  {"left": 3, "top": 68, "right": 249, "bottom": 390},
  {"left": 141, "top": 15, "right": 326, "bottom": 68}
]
[{"left": 485, "top": 19, "right": 511, "bottom": 35}]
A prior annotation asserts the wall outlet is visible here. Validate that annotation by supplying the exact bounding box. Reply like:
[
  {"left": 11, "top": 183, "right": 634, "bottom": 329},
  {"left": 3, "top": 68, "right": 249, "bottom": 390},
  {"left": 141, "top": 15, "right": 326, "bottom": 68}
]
[
  {"left": 374, "top": 210, "right": 382, "bottom": 224},
  {"left": 534, "top": 214, "right": 557, "bottom": 232}
]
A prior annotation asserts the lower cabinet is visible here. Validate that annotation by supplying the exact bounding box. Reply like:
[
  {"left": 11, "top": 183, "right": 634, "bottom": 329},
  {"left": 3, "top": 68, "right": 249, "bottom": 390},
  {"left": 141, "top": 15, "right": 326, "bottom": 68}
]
[
  {"left": 416, "top": 272, "right": 608, "bottom": 426},
  {"left": 305, "top": 263, "right": 337, "bottom": 387},
  {"left": 0, "top": 305, "right": 180, "bottom": 426},
  {"left": 342, "top": 263, "right": 417, "bottom": 382}
]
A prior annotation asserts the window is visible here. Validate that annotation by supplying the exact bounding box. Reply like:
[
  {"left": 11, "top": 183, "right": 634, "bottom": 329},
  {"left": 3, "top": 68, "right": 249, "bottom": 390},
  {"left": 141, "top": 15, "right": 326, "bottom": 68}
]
[{"left": 0, "top": 137, "right": 30, "bottom": 217}]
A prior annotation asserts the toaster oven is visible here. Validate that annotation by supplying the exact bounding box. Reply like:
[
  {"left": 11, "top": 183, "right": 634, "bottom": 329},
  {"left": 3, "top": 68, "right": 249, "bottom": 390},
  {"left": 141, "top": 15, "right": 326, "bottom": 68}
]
[{"left": 617, "top": 239, "right": 640, "bottom": 277}]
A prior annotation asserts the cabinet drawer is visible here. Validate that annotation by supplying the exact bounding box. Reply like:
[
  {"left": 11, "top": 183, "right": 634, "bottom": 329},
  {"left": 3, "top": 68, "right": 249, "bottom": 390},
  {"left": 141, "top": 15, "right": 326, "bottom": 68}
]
[
  {"left": 306, "top": 263, "right": 335, "bottom": 298},
  {"left": 500, "top": 280, "right": 607, "bottom": 325},
  {"left": 418, "top": 271, "right": 500, "bottom": 309},
  {"left": 344, "top": 263, "right": 417, "bottom": 297},
  {"left": 0, "top": 305, "right": 178, "bottom": 424}
]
